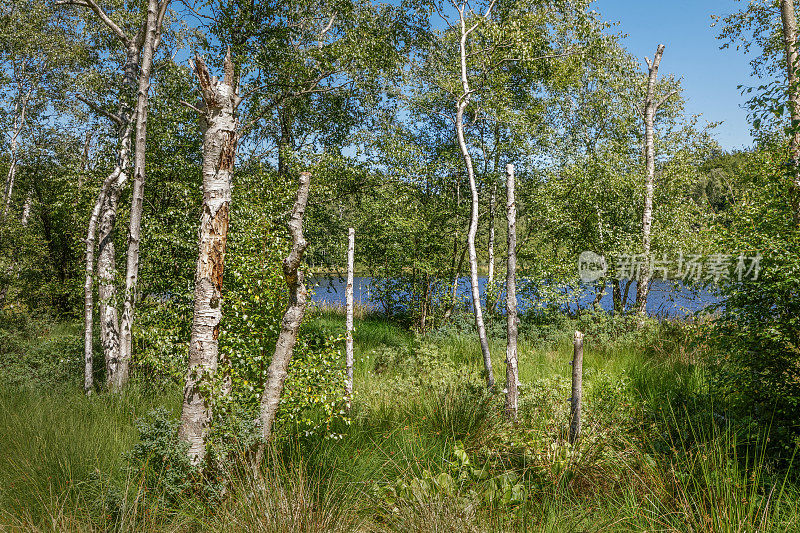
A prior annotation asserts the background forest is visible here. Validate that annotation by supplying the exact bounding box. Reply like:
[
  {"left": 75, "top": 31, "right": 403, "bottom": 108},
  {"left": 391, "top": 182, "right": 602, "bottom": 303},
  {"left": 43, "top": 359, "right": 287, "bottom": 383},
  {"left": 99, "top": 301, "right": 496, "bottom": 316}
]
[{"left": 2, "top": 0, "right": 800, "bottom": 530}]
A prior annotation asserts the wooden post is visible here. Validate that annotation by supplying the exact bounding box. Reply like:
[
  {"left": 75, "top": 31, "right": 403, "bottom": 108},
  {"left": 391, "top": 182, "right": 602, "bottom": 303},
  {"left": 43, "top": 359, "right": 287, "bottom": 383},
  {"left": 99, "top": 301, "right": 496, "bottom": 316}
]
[
  {"left": 569, "top": 330, "right": 584, "bottom": 444},
  {"left": 345, "top": 227, "right": 355, "bottom": 405}
]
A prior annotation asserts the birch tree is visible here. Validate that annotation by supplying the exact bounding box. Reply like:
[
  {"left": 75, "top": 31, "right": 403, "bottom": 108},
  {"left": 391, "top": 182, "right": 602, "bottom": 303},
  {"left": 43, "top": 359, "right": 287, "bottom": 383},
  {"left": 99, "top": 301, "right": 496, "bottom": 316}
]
[
  {"left": 345, "top": 227, "right": 355, "bottom": 404},
  {"left": 453, "top": 0, "right": 496, "bottom": 387},
  {"left": 256, "top": 171, "right": 311, "bottom": 464},
  {"left": 505, "top": 163, "right": 519, "bottom": 420},
  {"left": 58, "top": 0, "right": 170, "bottom": 390},
  {"left": 58, "top": 3, "right": 143, "bottom": 390},
  {"left": 634, "top": 44, "right": 676, "bottom": 321},
  {"left": 423, "top": 0, "right": 594, "bottom": 387},
  {"left": 780, "top": 0, "right": 800, "bottom": 219},
  {"left": 115, "top": 0, "right": 170, "bottom": 390},
  {"left": 178, "top": 50, "right": 241, "bottom": 465}
]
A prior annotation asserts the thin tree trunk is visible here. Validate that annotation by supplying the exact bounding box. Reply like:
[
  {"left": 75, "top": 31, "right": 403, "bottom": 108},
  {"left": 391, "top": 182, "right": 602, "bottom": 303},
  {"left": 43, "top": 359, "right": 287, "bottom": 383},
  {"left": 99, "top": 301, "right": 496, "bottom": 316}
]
[
  {"left": 612, "top": 279, "right": 622, "bottom": 313},
  {"left": 623, "top": 278, "right": 634, "bottom": 311},
  {"left": 345, "top": 227, "right": 354, "bottom": 405},
  {"left": 487, "top": 180, "right": 496, "bottom": 314},
  {"left": 0, "top": 188, "right": 33, "bottom": 306},
  {"left": 117, "top": 0, "right": 170, "bottom": 390},
  {"left": 504, "top": 164, "right": 519, "bottom": 421},
  {"left": 569, "top": 330, "right": 584, "bottom": 444},
  {"left": 84, "top": 160, "right": 128, "bottom": 394},
  {"left": 256, "top": 171, "right": 312, "bottom": 465},
  {"left": 635, "top": 44, "right": 666, "bottom": 323},
  {"left": 443, "top": 180, "right": 464, "bottom": 322},
  {"left": 98, "top": 172, "right": 127, "bottom": 388},
  {"left": 98, "top": 42, "right": 139, "bottom": 389},
  {"left": 780, "top": 0, "right": 800, "bottom": 219},
  {"left": 64, "top": 0, "right": 147, "bottom": 389},
  {"left": 2, "top": 89, "right": 30, "bottom": 223},
  {"left": 456, "top": 5, "right": 495, "bottom": 388},
  {"left": 178, "top": 51, "right": 239, "bottom": 465}
]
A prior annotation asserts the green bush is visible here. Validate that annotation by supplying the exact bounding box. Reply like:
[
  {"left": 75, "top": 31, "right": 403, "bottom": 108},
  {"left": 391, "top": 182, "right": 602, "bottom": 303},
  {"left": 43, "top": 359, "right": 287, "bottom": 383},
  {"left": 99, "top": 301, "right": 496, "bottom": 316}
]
[
  {"left": 0, "top": 310, "right": 82, "bottom": 387},
  {"left": 126, "top": 408, "right": 199, "bottom": 504}
]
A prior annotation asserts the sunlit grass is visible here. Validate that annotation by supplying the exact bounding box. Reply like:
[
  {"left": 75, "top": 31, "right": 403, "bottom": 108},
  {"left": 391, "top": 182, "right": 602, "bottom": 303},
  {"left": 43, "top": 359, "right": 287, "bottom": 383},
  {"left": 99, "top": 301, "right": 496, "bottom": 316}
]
[{"left": 1, "top": 312, "right": 798, "bottom": 531}]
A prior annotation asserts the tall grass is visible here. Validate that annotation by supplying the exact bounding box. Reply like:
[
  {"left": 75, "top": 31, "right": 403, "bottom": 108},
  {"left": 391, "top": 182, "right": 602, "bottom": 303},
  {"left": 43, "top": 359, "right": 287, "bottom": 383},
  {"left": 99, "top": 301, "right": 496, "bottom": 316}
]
[{"left": 1, "top": 312, "right": 799, "bottom": 531}]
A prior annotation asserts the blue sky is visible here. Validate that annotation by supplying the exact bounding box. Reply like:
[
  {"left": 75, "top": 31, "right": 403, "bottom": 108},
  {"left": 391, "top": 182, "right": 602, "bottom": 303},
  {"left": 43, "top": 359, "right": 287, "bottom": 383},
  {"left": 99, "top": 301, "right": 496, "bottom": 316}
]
[{"left": 595, "top": 0, "right": 757, "bottom": 150}]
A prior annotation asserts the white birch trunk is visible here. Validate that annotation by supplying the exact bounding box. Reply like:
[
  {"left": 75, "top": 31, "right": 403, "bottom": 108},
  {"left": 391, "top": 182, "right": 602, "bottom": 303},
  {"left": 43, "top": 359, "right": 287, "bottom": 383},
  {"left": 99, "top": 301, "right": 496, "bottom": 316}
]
[
  {"left": 0, "top": 188, "right": 33, "bottom": 306},
  {"left": 117, "top": 0, "right": 170, "bottom": 390},
  {"left": 98, "top": 170, "right": 128, "bottom": 387},
  {"left": 488, "top": 181, "right": 495, "bottom": 286},
  {"left": 781, "top": 0, "right": 800, "bottom": 217},
  {"left": 487, "top": 180, "right": 496, "bottom": 314},
  {"left": 504, "top": 164, "right": 519, "bottom": 420},
  {"left": 456, "top": 4, "right": 495, "bottom": 388},
  {"left": 178, "top": 51, "right": 239, "bottom": 465},
  {"left": 64, "top": 0, "right": 146, "bottom": 389},
  {"left": 2, "top": 88, "right": 30, "bottom": 222},
  {"left": 635, "top": 44, "right": 666, "bottom": 322},
  {"left": 345, "top": 227, "right": 354, "bottom": 404},
  {"left": 84, "top": 136, "right": 133, "bottom": 394},
  {"left": 256, "top": 171, "right": 312, "bottom": 464}
]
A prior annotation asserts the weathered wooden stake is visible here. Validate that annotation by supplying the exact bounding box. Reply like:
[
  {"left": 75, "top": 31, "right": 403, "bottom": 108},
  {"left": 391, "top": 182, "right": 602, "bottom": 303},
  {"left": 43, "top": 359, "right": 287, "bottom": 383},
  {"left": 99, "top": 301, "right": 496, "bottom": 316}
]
[
  {"left": 345, "top": 227, "right": 355, "bottom": 406},
  {"left": 569, "top": 330, "right": 584, "bottom": 444}
]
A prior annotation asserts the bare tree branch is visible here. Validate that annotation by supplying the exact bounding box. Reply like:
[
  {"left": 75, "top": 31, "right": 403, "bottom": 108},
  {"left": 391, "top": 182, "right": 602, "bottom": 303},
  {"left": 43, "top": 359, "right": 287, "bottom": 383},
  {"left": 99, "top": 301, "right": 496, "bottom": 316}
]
[
  {"left": 57, "top": 0, "right": 130, "bottom": 44},
  {"left": 76, "top": 94, "right": 123, "bottom": 126}
]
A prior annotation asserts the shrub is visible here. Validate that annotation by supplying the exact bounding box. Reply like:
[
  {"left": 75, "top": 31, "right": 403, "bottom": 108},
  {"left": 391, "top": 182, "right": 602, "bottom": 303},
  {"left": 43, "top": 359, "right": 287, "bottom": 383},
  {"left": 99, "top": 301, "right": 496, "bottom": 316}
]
[{"left": 126, "top": 408, "right": 199, "bottom": 504}]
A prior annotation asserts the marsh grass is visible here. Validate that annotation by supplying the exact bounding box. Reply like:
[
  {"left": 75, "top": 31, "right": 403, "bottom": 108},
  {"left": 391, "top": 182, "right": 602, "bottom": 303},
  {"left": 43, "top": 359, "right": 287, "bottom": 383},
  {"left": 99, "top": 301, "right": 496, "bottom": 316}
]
[{"left": 1, "top": 312, "right": 798, "bottom": 531}]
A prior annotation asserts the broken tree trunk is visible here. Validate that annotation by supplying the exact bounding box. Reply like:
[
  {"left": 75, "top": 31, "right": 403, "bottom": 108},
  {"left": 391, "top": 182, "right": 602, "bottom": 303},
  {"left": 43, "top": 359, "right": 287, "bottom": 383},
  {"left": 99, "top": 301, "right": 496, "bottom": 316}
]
[
  {"left": 456, "top": 4, "right": 495, "bottom": 388},
  {"left": 345, "top": 227, "right": 354, "bottom": 405},
  {"left": 635, "top": 44, "right": 670, "bottom": 323},
  {"left": 117, "top": 0, "right": 171, "bottom": 390},
  {"left": 505, "top": 164, "right": 519, "bottom": 421},
  {"left": 256, "top": 171, "right": 312, "bottom": 465},
  {"left": 178, "top": 51, "right": 240, "bottom": 466}
]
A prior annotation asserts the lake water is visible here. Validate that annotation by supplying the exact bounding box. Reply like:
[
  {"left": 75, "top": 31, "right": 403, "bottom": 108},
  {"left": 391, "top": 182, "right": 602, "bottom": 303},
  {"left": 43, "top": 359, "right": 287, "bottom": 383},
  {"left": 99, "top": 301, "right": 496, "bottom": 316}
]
[{"left": 308, "top": 276, "right": 723, "bottom": 318}]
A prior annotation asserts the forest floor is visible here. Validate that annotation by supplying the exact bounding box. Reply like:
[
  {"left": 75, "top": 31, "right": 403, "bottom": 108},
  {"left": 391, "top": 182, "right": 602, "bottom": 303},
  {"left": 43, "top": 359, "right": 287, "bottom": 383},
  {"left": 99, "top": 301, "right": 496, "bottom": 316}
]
[{"left": 0, "top": 310, "right": 798, "bottom": 532}]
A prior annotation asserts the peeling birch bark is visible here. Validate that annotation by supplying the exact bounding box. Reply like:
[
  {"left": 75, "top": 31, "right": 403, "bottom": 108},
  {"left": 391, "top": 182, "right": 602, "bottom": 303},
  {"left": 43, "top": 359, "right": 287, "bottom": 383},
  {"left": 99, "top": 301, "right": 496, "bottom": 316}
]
[
  {"left": 504, "top": 164, "right": 519, "bottom": 421},
  {"left": 256, "top": 171, "right": 312, "bottom": 465},
  {"left": 179, "top": 51, "right": 240, "bottom": 466}
]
